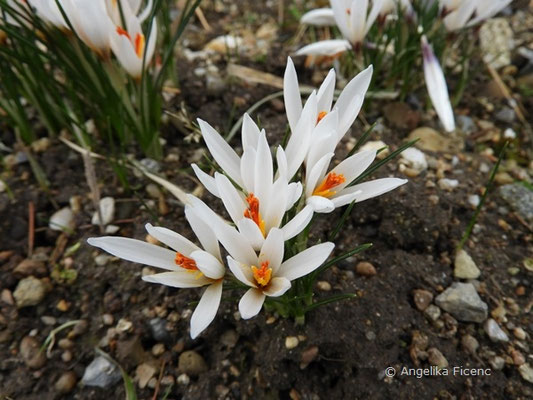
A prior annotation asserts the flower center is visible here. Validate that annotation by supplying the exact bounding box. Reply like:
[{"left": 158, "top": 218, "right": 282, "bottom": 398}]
[
  {"left": 116, "top": 27, "right": 145, "bottom": 59},
  {"left": 134, "top": 33, "right": 145, "bottom": 58},
  {"left": 316, "top": 111, "right": 328, "bottom": 124},
  {"left": 251, "top": 261, "right": 272, "bottom": 287},
  {"left": 243, "top": 193, "right": 266, "bottom": 237},
  {"left": 313, "top": 172, "right": 346, "bottom": 198},
  {"left": 175, "top": 252, "right": 198, "bottom": 271}
]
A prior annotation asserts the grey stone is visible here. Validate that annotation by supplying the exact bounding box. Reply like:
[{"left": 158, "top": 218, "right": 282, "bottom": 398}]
[
  {"left": 82, "top": 357, "right": 121, "bottom": 388},
  {"left": 495, "top": 107, "right": 516, "bottom": 124},
  {"left": 435, "top": 282, "right": 488, "bottom": 323},
  {"left": 49, "top": 207, "right": 75, "bottom": 232},
  {"left": 92, "top": 197, "right": 115, "bottom": 226},
  {"left": 484, "top": 319, "right": 509, "bottom": 342},
  {"left": 457, "top": 115, "right": 475, "bottom": 134},
  {"left": 499, "top": 184, "right": 533, "bottom": 225},
  {"left": 149, "top": 318, "right": 170, "bottom": 342}
]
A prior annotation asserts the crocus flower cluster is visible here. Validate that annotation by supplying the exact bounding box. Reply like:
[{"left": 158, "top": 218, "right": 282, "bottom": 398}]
[
  {"left": 27, "top": 0, "right": 156, "bottom": 78},
  {"left": 88, "top": 57, "right": 407, "bottom": 339}
]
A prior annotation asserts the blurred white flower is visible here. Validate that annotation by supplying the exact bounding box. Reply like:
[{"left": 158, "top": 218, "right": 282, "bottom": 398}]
[
  {"left": 60, "top": 0, "right": 115, "bottom": 55},
  {"left": 226, "top": 228, "right": 335, "bottom": 319},
  {"left": 421, "top": 35, "right": 455, "bottom": 132},
  {"left": 441, "top": 0, "right": 511, "bottom": 31},
  {"left": 109, "top": 9, "right": 157, "bottom": 77},
  {"left": 105, "top": 0, "right": 153, "bottom": 25},
  {"left": 88, "top": 205, "right": 225, "bottom": 339},
  {"left": 29, "top": 0, "right": 69, "bottom": 29}
]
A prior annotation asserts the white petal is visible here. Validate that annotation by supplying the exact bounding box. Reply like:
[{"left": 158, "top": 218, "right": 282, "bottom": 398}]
[
  {"left": 443, "top": 1, "right": 477, "bottom": 31},
  {"left": 306, "top": 195, "right": 335, "bottom": 213},
  {"left": 263, "top": 176, "right": 288, "bottom": 231},
  {"left": 350, "top": 0, "right": 368, "bottom": 43},
  {"left": 421, "top": 36, "right": 455, "bottom": 132},
  {"left": 242, "top": 113, "right": 260, "bottom": 150},
  {"left": 254, "top": 131, "right": 273, "bottom": 203},
  {"left": 295, "top": 39, "right": 351, "bottom": 56},
  {"left": 237, "top": 218, "right": 265, "bottom": 251},
  {"left": 285, "top": 91, "right": 317, "bottom": 179},
  {"left": 215, "top": 173, "right": 246, "bottom": 225},
  {"left": 259, "top": 228, "right": 284, "bottom": 275},
  {"left": 190, "top": 250, "right": 225, "bottom": 280},
  {"left": 366, "top": 0, "right": 383, "bottom": 34},
  {"left": 142, "top": 271, "right": 210, "bottom": 287},
  {"left": 281, "top": 204, "right": 314, "bottom": 240},
  {"left": 198, "top": 119, "right": 243, "bottom": 184},
  {"left": 334, "top": 65, "right": 373, "bottom": 139},
  {"left": 333, "top": 177, "right": 408, "bottom": 206},
  {"left": 145, "top": 223, "right": 199, "bottom": 255},
  {"left": 191, "top": 164, "right": 219, "bottom": 197},
  {"left": 264, "top": 277, "right": 291, "bottom": 297},
  {"left": 283, "top": 57, "right": 302, "bottom": 134},
  {"left": 240, "top": 147, "right": 256, "bottom": 192},
  {"left": 88, "top": 236, "right": 179, "bottom": 271},
  {"left": 317, "top": 70, "right": 336, "bottom": 116},
  {"left": 185, "top": 206, "right": 221, "bottom": 260},
  {"left": 306, "top": 152, "right": 334, "bottom": 198},
  {"left": 227, "top": 256, "right": 256, "bottom": 287},
  {"left": 330, "top": 0, "right": 352, "bottom": 42},
  {"left": 330, "top": 149, "right": 376, "bottom": 190},
  {"left": 301, "top": 8, "right": 336, "bottom": 26},
  {"left": 190, "top": 280, "right": 223, "bottom": 339},
  {"left": 286, "top": 181, "right": 303, "bottom": 210},
  {"left": 239, "top": 288, "right": 266, "bottom": 319},
  {"left": 279, "top": 242, "right": 335, "bottom": 281},
  {"left": 276, "top": 146, "right": 288, "bottom": 179}
]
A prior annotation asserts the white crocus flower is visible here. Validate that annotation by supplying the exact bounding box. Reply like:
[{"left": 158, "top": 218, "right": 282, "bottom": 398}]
[
  {"left": 421, "top": 35, "right": 455, "bottom": 132},
  {"left": 109, "top": 10, "right": 157, "bottom": 78},
  {"left": 226, "top": 228, "right": 335, "bottom": 319},
  {"left": 60, "top": 0, "right": 114, "bottom": 56},
  {"left": 87, "top": 205, "right": 225, "bottom": 339},
  {"left": 305, "top": 144, "right": 408, "bottom": 212},
  {"left": 297, "top": 0, "right": 382, "bottom": 56},
  {"left": 191, "top": 117, "right": 304, "bottom": 213},
  {"left": 28, "top": 0, "right": 69, "bottom": 29},
  {"left": 105, "top": 0, "right": 153, "bottom": 25},
  {"left": 283, "top": 57, "right": 373, "bottom": 177},
  {"left": 440, "top": 0, "right": 511, "bottom": 31}
]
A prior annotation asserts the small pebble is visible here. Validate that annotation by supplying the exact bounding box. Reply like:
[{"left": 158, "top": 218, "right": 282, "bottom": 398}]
[
  {"left": 58, "top": 338, "right": 74, "bottom": 350},
  {"left": 41, "top": 316, "right": 56, "bottom": 326},
  {"left": 285, "top": 336, "right": 299, "bottom": 350},
  {"left": 61, "top": 350, "right": 73, "bottom": 363},
  {"left": 490, "top": 356, "right": 505, "bottom": 370},
  {"left": 92, "top": 197, "right": 115, "bottom": 226},
  {"left": 485, "top": 319, "right": 509, "bottom": 342},
  {"left": 355, "top": 262, "right": 377, "bottom": 276},
  {"left": 427, "top": 348, "right": 448, "bottom": 369},
  {"left": 102, "top": 314, "right": 114, "bottom": 326},
  {"left": 55, "top": 371, "right": 77, "bottom": 394},
  {"left": 412, "top": 289, "right": 433, "bottom": 311},
  {"left": 13, "top": 277, "right": 47, "bottom": 308},
  {"left": 56, "top": 299, "right": 70, "bottom": 312},
  {"left": 514, "top": 327, "right": 527, "bottom": 340},
  {"left": 300, "top": 346, "right": 319, "bottom": 369},
  {"left": 316, "top": 281, "right": 331, "bottom": 291},
  {"left": 95, "top": 254, "right": 111, "bottom": 267},
  {"left": 454, "top": 249, "right": 481, "bottom": 279},
  {"left": 518, "top": 363, "right": 533, "bottom": 384},
  {"left": 152, "top": 343, "right": 165, "bottom": 356},
  {"left": 177, "top": 373, "right": 190, "bottom": 385},
  {"left": 467, "top": 195, "right": 480, "bottom": 208},
  {"left": 160, "top": 375, "right": 175, "bottom": 386},
  {"left": 20, "top": 336, "right": 47, "bottom": 369},
  {"left": 1, "top": 289, "right": 14, "bottom": 305},
  {"left": 49, "top": 207, "right": 75, "bottom": 232},
  {"left": 438, "top": 178, "right": 459, "bottom": 191},
  {"left": 178, "top": 351, "right": 207, "bottom": 377},
  {"left": 116, "top": 318, "right": 133, "bottom": 332},
  {"left": 461, "top": 334, "right": 479, "bottom": 355},
  {"left": 424, "top": 305, "right": 441, "bottom": 321},
  {"left": 511, "top": 349, "right": 525, "bottom": 366},
  {"left": 136, "top": 363, "right": 156, "bottom": 389}
]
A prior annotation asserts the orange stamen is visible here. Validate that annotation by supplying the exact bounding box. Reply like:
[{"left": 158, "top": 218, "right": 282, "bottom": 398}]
[
  {"left": 346, "top": 8, "right": 351, "bottom": 15},
  {"left": 317, "top": 111, "right": 328, "bottom": 124},
  {"left": 243, "top": 193, "right": 266, "bottom": 236},
  {"left": 116, "top": 26, "right": 131, "bottom": 40},
  {"left": 252, "top": 261, "right": 272, "bottom": 287},
  {"left": 313, "top": 172, "right": 346, "bottom": 198},
  {"left": 134, "top": 33, "right": 145, "bottom": 58},
  {"left": 175, "top": 252, "right": 198, "bottom": 271}
]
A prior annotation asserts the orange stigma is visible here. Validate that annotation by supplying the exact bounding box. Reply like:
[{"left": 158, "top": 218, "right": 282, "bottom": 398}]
[
  {"left": 134, "top": 33, "right": 145, "bottom": 58},
  {"left": 313, "top": 172, "right": 346, "bottom": 198},
  {"left": 346, "top": 8, "right": 351, "bottom": 15},
  {"left": 116, "top": 26, "right": 131, "bottom": 40},
  {"left": 317, "top": 111, "right": 328, "bottom": 124},
  {"left": 175, "top": 252, "right": 198, "bottom": 271},
  {"left": 244, "top": 193, "right": 266, "bottom": 236},
  {"left": 252, "top": 261, "right": 272, "bottom": 287}
]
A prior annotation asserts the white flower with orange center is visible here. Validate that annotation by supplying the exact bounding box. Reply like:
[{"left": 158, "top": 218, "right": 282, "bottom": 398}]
[
  {"left": 87, "top": 205, "right": 225, "bottom": 339},
  {"left": 109, "top": 10, "right": 156, "bottom": 78},
  {"left": 226, "top": 228, "right": 335, "bottom": 319},
  {"left": 190, "top": 118, "right": 313, "bottom": 249},
  {"left": 283, "top": 57, "right": 372, "bottom": 179},
  {"left": 59, "top": 0, "right": 115, "bottom": 56}
]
